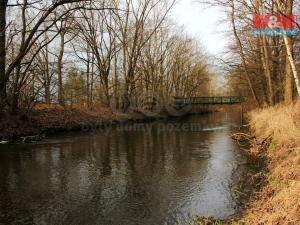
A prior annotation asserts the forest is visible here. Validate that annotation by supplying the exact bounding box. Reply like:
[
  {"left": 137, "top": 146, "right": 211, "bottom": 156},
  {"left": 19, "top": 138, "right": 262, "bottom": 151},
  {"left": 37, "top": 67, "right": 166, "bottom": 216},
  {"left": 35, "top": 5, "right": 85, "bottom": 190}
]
[
  {"left": 0, "top": 0, "right": 213, "bottom": 114},
  {"left": 0, "top": 0, "right": 299, "bottom": 113},
  {"left": 221, "top": 0, "right": 300, "bottom": 106}
]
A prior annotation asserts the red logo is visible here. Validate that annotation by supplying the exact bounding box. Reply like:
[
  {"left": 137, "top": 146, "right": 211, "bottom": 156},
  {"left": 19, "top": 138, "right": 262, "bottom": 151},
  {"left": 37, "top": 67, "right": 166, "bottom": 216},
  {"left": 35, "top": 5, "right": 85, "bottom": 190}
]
[{"left": 253, "top": 15, "right": 297, "bottom": 29}]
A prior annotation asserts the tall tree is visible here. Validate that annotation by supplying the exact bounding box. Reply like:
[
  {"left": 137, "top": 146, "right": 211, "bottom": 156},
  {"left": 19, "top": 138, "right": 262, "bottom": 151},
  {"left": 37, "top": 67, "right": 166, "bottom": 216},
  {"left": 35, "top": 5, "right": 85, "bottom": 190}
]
[{"left": 0, "top": 0, "right": 8, "bottom": 109}]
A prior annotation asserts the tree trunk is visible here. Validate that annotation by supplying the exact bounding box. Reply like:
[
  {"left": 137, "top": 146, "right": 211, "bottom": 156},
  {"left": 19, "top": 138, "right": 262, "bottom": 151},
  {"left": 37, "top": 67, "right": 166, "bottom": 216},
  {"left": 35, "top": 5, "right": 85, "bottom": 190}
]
[
  {"left": 0, "top": 0, "right": 7, "bottom": 110},
  {"left": 256, "top": 0, "right": 274, "bottom": 105},
  {"left": 230, "top": 1, "right": 260, "bottom": 106},
  {"left": 57, "top": 31, "right": 65, "bottom": 105},
  {"left": 262, "top": 37, "right": 274, "bottom": 105},
  {"left": 44, "top": 28, "right": 51, "bottom": 104},
  {"left": 11, "top": 0, "right": 27, "bottom": 113},
  {"left": 284, "top": 39, "right": 294, "bottom": 103},
  {"left": 114, "top": 54, "right": 119, "bottom": 109},
  {"left": 284, "top": 0, "right": 294, "bottom": 103},
  {"left": 272, "top": 37, "right": 282, "bottom": 103},
  {"left": 86, "top": 53, "right": 90, "bottom": 106},
  {"left": 90, "top": 55, "right": 94, "bottom": 106},
  {"left": 11, "top": 66, "right": 21, "bottom": 113},
  {"left": 283, "top": 35, "right": 300, "bottom": 97},
  {"left": 45, "top": 81, "right": 51, "bottom": 104}
]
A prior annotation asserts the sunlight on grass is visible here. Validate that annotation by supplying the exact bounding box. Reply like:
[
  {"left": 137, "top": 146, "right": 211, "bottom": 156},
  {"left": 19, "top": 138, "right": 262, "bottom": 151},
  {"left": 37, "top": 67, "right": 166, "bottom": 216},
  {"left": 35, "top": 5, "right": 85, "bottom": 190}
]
[{"left": 189, "top": 216, "right": 245, "bottom": 225}]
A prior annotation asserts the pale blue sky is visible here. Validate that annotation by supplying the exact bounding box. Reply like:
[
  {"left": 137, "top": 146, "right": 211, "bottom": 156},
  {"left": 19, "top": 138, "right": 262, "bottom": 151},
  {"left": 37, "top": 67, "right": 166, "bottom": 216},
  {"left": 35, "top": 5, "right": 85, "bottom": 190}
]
[{"left": 171, "top": 0, "right": 229, "bottom": 56}]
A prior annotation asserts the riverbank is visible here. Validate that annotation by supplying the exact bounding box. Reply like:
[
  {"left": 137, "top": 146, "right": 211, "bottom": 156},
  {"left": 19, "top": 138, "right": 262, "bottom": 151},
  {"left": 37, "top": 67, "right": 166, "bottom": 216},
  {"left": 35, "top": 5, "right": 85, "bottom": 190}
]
[
  {"left": 193, "top": 102, "right": 300, "bottom": 225},
  {"left": 239, "top": 102, "right": 300, "bottom": 224},
  {"left": 0, "top": 104, "right": 162, "bottom": 143},
  {"left": 0, "top": 103, "right": 218, "bottom": 143}
]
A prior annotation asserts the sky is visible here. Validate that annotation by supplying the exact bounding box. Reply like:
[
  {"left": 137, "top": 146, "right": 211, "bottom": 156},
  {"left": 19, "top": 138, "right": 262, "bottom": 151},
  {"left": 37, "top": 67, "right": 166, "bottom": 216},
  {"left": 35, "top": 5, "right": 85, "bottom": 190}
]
[{"left": 171, "top": 0, "right": 230, "bottom": 56}]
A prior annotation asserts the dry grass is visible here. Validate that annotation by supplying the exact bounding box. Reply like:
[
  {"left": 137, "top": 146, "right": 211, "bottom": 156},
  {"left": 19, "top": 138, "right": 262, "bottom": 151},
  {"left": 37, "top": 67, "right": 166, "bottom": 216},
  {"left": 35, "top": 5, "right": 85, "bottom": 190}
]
[
  {"left": 249, "top": 102, "right": 300, "bottom": 147},
  {"left": 241, "top": 102, "right": 300, "bottom": 225}
]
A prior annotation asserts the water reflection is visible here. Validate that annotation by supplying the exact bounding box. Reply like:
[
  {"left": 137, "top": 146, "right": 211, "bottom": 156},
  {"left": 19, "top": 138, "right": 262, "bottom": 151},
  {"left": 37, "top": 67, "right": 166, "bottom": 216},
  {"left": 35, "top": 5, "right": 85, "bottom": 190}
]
[{"left": 0, "top": 112, "right": 244, "bottom": 225}]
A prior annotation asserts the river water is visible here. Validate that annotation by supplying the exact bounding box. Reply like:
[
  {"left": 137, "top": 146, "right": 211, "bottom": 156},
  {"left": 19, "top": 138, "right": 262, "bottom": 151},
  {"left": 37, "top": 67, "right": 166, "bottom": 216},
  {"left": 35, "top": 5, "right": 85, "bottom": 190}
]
[{"left": 0, "top": 112, "right": 245, "bottom": 225}]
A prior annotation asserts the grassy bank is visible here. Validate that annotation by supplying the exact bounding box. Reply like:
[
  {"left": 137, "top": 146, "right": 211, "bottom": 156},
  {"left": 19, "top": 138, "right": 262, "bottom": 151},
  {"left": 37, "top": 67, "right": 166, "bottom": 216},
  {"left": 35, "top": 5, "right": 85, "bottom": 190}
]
[
  {"left": 0, "top": 104, "right": 152, "bottom": 142},
  {"left": 240, "top": 102, "right": 300, "bottom": 225}
]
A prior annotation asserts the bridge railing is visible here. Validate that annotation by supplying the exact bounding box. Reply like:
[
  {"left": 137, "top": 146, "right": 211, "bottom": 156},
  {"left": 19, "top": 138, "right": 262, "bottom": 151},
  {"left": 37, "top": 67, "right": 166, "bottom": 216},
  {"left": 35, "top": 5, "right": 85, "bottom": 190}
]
[{"left": 174, "top": 96, "right": 244, "bottom": 105}]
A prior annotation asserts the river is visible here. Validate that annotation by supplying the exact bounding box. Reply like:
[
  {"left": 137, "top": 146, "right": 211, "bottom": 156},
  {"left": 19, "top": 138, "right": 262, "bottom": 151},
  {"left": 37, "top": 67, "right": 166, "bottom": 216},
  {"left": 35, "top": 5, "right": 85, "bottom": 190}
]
[{"left": 0, "top": 111, "right": 246, "bottom": 225}]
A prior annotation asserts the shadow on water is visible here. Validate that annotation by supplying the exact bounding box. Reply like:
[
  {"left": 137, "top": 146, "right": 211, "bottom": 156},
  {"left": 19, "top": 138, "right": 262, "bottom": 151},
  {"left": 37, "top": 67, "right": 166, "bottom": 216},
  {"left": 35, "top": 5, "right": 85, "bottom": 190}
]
[{"left": 0, "top": 111, "right": 246, "bottom": 225}]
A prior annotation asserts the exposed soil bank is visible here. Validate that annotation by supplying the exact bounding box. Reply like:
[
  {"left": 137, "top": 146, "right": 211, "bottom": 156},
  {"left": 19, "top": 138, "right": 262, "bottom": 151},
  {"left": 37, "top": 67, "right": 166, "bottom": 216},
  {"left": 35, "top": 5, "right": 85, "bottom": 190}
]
[
  {"left": 0, "top": 104, "right": 166, "bottom": 143},
  {"left": 0, "top": 103, "right": 219, "bottom": 143}
]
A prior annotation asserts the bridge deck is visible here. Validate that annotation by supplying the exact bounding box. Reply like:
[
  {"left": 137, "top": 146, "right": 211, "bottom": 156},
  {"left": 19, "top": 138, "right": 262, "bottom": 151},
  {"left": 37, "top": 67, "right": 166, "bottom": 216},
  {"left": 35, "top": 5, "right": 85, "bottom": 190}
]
[{"left": 174, "top": 96, "right": 243, "bottom": 105}]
